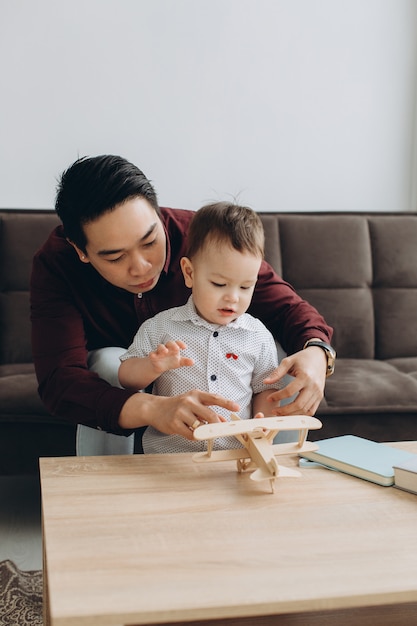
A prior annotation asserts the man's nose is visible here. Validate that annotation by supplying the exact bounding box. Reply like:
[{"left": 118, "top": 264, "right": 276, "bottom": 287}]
[{"left": 129, "top": 253, "right": 151, "bottom": 275}]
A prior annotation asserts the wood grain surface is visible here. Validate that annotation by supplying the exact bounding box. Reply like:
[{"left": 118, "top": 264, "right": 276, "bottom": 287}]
[{"left": 40, "top": 442, "right": 417, "bottom": 626}]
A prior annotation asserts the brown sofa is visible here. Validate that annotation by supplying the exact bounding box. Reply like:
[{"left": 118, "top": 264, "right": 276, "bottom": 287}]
[{"left": 1, "top": 209, "right": 417, "bottom": 474}]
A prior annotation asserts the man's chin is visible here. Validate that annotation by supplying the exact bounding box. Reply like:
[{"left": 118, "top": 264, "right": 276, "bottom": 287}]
[{"left": 127, "top": 275, "right": 160, "bottom": 294}]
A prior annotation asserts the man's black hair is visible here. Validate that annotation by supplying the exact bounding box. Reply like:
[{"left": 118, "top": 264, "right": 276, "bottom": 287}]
[{"left": 55, "top": 155, "right": 159, "bottom": 250}]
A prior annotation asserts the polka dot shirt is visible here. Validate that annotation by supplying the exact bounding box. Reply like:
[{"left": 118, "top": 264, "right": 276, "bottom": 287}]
[{"left": 120, "top": 296, "right": 280, "bottom": 454}]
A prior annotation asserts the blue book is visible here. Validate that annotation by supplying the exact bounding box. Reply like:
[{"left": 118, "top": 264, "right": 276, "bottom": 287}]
[{"left": 299, "top": 435, "right": 417, "bottom": 486}]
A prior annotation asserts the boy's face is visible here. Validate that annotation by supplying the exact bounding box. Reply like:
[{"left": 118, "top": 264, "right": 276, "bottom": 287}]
[
  {"left": 180, "top": 241, "right": 262, "bottom": 326},
  {"left": 70, "top": 197, "right": 167, "bottom": 295}
]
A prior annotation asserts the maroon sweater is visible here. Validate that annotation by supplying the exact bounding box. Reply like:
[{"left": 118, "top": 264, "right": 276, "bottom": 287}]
[{"left": 30, "top": 207, "right": 332, "bottom": 434}]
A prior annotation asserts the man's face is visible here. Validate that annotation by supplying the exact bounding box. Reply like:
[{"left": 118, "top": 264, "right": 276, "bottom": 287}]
[{"left": 73, "top": 197, "right": 167, "bottom": 295}]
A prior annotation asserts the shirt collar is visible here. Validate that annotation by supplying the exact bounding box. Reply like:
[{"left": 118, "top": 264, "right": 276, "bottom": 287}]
[{"left": 172, "top": 296, "right": 252, "bottom": 331}]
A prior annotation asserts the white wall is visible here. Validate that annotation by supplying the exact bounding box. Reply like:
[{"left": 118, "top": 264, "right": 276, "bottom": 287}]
[{"left": 1, "top": 0, "right": 416, "bottom": 211}]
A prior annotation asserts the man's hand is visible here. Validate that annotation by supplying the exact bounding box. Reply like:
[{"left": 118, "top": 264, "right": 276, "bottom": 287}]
[
  {"left": 263, "top": 346, "right": 327, "bottom": 416},
  {"left": 119, "top": 390, "right": 239, "bottom": 441}
]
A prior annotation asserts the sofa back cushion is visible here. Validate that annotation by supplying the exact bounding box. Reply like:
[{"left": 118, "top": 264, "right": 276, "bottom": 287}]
[
  {"left": 0, "top": 211, "right": 60, "bottom": 364},
  {"left": 369, "top": 217, "right": 417, "bottom": 359},
  {"left": 1, "top": 210, "right": 416, "bottom": 365},
  {"left": 259, "top": 212, "right": 417, "bottom": 360}
]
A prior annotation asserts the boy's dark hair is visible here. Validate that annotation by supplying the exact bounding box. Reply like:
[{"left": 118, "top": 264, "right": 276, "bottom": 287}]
[
  {"left": 55, "top": 155, "right": 159, "bottom": 250},
  {"left": 186, "top": 202, "right": 265, "bottom": 260}
]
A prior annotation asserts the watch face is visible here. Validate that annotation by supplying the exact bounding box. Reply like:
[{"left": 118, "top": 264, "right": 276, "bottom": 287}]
[
  {"left": 304, "top": 340, "right": 336, "bottom": 376},
  {"left": 325, "top": 347, "right": 336, "bottom": 375}
]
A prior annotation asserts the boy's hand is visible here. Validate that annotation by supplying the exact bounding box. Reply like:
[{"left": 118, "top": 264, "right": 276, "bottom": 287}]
[{"left": 149, "top": 340, "right": 194, "bottom": 374}]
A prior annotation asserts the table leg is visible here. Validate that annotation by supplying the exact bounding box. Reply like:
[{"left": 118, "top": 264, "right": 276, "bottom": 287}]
[{"left": 42, "top": 510, "right": 50, "bottom": 626}]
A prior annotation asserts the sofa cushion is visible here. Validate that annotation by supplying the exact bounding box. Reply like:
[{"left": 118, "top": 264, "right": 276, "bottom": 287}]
[
  {"left": 274, "top": 215, "right": 376, "bottom": 359},
  {"left": 369, "top": 217, "right": 417, "bottom": 359},
  {"left": 0, "top": 211, "right": 59, "bottom": 365},
  {"left": 299, "top": 287, "right": 374, "bottom": 359},
  {"left": 320, "top": 358, "right": 417, "bottom": 415},
  {"left": 278, "top": 215, "right": 372, "bottom": 289},
  {"left": 259, "top": 213, "right": 417, "bottom": 364},
  {"left": 0, "top": 364, "right": 51, "bottom": 418},
  {"left": 374, "top": 289, "right": 417, "bottom": 360}
]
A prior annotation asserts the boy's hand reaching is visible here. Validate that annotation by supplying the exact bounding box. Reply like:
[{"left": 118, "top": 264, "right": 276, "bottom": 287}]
[
  {"left": 149, "top": 340, "right": 194, "bottom": 374},
  {"left": 118, "top": 340, "right": 194, "bottom": 391}
]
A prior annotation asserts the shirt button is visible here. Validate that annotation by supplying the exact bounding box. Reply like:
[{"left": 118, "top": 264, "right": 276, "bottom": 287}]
[
  {"left": 213, "top": 331, "right": 218, "bottom": 337},
  {"left": 210, "top": 374, "right": 217, "bottom": 381}
]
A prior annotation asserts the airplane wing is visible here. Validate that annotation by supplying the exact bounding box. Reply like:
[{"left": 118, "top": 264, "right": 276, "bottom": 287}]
[{"left": 193, "top": 415, "right": 322, "bottom": 441}]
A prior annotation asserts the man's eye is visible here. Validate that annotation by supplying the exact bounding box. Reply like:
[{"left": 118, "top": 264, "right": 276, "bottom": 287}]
[{"left": 108, "top": 256, "right": 123, "bottom": 263}]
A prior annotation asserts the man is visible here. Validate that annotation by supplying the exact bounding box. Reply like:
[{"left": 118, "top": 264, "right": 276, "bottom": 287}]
[{"left": 30, "top": 155, "right": 334, "bottom": 455}]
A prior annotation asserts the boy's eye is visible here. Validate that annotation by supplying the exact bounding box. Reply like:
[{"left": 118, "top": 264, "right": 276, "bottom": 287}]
[{"left": 212, "top": 282, "right": 226, "bottom": 287}]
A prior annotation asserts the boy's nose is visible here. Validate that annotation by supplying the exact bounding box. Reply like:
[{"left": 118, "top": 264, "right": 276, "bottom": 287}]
[{"left": 225, "top": 291, "right": 238, "bottom": 302}]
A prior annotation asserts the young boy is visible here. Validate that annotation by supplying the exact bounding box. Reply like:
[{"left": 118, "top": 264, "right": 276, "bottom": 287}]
[{"left": 118, "top": 202, "right": 281, "bottom": 453}]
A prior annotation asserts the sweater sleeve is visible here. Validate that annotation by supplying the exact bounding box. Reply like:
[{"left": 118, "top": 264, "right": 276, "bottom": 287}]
[{"left": 30, "top": 244, "right": 137, "bottom": 435}]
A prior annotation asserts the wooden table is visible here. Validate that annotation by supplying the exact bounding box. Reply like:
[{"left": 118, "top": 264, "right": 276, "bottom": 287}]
[{"left": 40, "top": 442, "right": 417, "bottom": 626}]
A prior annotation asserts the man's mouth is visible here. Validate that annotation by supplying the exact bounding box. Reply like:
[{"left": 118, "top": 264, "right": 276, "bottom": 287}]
[{"left": 132, "top": 277, "right": 155, "bottom": 290}]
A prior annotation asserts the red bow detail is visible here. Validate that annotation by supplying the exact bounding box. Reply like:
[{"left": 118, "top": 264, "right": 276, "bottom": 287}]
[{"left": 226, "top": 353, "right": 238, "bottom": 360}]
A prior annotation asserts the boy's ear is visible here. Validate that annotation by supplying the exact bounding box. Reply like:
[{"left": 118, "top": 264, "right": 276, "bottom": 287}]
[
  {"left": 180, "top": 256, "right": 194, "bottom": 288},
  {"left": 67, "top": 238, "right": 90, "bottom": 263}
]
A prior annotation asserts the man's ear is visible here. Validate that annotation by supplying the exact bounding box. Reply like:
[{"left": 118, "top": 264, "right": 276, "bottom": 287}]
[
  {"left": 67, "top": 238, "right": 90, "bottom": 263},
  {"left": 180, "top": 256, "right": 194, "bottom": 288}
]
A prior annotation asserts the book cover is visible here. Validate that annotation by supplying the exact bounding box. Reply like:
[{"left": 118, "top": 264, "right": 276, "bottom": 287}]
[
  {"left": 393, "top": 456, "right": 417, "bottom": 495},
  {"left": 299, "top": 435, "right": 417, "bottom": 486}
]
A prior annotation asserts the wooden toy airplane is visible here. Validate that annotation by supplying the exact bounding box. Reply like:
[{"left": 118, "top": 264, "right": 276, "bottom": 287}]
[{"left": 192, "top": 414, "right": 322, "bottom": 493}]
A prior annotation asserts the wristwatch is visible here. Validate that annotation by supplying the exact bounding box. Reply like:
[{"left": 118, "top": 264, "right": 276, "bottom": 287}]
[{"left": 303, "top": 338, "right": 336, "bottom": 377}]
